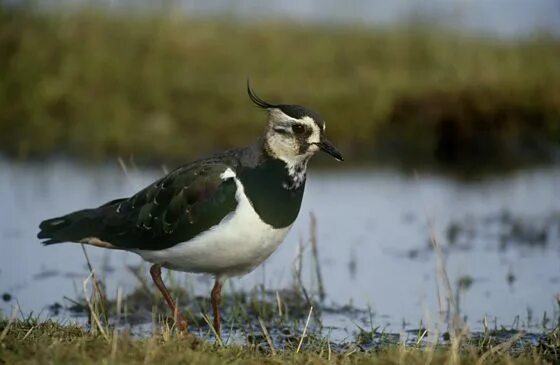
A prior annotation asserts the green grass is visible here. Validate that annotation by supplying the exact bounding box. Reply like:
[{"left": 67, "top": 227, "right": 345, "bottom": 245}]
[
  {"left": 0, "top": 319, "right": 558, "bottom": 364},
  {"left": 1, "top": 5, "right": 560, "bottom": 166}
]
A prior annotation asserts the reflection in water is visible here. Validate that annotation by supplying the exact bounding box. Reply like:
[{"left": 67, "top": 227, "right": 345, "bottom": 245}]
[{"left": 0, "top": 159, "right": 559, "bottom": 332}]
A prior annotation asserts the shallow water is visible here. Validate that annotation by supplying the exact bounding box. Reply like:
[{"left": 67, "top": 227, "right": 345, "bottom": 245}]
[{"left": 0, "top": 159, "right": 559, "bottom": 335}]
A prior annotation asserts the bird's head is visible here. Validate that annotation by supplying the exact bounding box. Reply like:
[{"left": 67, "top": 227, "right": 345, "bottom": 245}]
[{"left": 248, "top": 82, "right": 344, "bottom": 164}]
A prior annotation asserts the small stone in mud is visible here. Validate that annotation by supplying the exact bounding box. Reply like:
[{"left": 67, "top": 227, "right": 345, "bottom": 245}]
[
  {"left": 33, "top": 269, "right": 60, "bottom": 280},
  {"left": 446, "top": 223, "right": 461, "bottom": 244},
  {"left": 507, "top": 271, "right": 516, "bottom": 286},
  {"left": 457, "top": 275, "right": 474, "bottom": 291},
  {"left": 48, "top": 302, "right": 63, "bottom": 315},
  {"left": 2, "top": 292, "right": 12, "bottom": 302}
]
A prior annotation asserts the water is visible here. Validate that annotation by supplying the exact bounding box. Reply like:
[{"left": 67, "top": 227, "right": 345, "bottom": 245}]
[{"left": 1, "top": 159, "right": 559, "bottom": 334}]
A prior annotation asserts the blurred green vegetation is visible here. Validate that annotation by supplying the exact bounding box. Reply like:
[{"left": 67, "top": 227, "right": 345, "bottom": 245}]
[{"left": 1, "top": 6, "right": 560, "bottom": 167}]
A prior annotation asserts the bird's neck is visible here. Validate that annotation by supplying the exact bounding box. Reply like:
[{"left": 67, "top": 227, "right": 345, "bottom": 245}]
[
  {"left": 238, "top": 147, "right": 307, "bottom": 228},
  {"left": 262, "top": 141, "right": 309, "bottom": 190},
  {"left": 280, "top": 156, "right": 309, "bottom": 190}
]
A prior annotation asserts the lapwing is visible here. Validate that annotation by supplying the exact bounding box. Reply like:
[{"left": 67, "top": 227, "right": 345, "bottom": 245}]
[{"left": 38, "top": 83, "right": 343, "bottom": 335}]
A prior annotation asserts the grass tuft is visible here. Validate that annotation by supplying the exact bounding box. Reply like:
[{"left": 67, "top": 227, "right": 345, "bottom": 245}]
[{"left": 1, "top": 318, "right": 559, "bottom": 364}]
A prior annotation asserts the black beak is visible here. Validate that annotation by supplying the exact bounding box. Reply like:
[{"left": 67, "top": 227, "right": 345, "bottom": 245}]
[{"left": 316, "top": 139, "right": 344, "bottom": 161}]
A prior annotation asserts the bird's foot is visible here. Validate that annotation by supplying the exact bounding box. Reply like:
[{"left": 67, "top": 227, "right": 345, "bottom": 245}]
[
  {"left": 176, "top": 317, "right": 188, "bottom": 332},
  {"left": 174, "top": 320, "right": 201, "bottom": 348}
]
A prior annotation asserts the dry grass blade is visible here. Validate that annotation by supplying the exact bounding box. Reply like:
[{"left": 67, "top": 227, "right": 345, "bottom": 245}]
[
  {"left": 296, "top": 306, "right": 313, "bottom": 353},
  {"left": 81, "top": 244, "right": 108, "bottom": 323},
  {"left": 416, "top": 328, "right": 428, "bottom": 346},
  {"left": 292, "top": 235, "right": 305, "bottom": 294},
  {"left": 309, "top": 212, "right": 325, "bottom": 301},
  {"left": 111, "top": 327, "right": 119, "bottom": 362},
  {"left": 21, "top": 325, "right": 36, "bottom": 340},
  {"left": 82, "top": 270, "right": 110, "bottom": 342},
  {"left": 292, "top": 236, "right": 313, "bottom": 307},
  {"left": 117, "top": 156, "right": 141, "bottom": 190},
  {"left": 117, "top": 156, "right": 130, "bottom": 177},
  {"left": 276, "top": 291, "right": 283, "bottom": 317},
  {"left": 427, "top": 222, "right": 463, "bottom": 332},
  {"left": 327, "top": 336, "right": 332, "bottom": 361},
  {"left": 201, "top": 313, "right": 223, "bottom": 347},
  {"left": 258, "top": 317, "right": 277, "bottom": 355},
  {"left": 0, "top": 306, "right": 19, "bottom": 344}
]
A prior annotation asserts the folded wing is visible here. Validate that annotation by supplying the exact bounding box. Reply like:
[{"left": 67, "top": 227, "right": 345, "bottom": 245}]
[{"left": 38, "top": 160, "right": 238, "bottom": 251}]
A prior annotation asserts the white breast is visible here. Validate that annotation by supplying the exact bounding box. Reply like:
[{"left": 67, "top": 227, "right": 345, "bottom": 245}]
[{"left": 133, "top": 168, "right": 292, "bottom": 277}]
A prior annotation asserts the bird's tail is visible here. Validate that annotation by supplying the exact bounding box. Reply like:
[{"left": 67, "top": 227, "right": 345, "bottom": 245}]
[{"left": 38, "top": 209, "right": 102, "bottom": 245}]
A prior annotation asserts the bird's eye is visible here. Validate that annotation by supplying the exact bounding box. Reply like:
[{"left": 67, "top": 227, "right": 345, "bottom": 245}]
[{"left": 292, "top": 124, "right": 305, "bottom": 134}]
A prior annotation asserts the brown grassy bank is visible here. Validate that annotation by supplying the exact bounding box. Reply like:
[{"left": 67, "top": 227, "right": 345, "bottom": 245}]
[{"left": 1, "top": 6, "right": 560, "bottom": 167}]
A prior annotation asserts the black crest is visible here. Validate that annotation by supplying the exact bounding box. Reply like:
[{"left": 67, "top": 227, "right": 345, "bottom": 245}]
[
  {"left": 247, "top": 80, "right": 277, "bottom": 109},
  {"left": 247, "top": 80, "right": 325, "bottom": 129}
]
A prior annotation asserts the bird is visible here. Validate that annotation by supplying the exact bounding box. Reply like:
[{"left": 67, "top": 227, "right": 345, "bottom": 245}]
[{"left": 37, "top": 82, "right": 343, "bottom": 336}]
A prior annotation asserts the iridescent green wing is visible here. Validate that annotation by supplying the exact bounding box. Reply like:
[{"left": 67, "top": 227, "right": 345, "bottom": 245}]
[{"left": 98, "top": 160, "right": 238, "bottom": 250}]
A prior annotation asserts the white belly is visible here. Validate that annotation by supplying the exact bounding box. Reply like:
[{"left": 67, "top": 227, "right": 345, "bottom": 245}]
[{"left": 133, "top": 169, "right": 292, "bottom": 277}]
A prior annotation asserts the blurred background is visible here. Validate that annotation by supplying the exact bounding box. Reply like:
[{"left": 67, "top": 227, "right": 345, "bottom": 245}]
[{"left": 1, "top": 0, "right": 559, "bottom": 335}]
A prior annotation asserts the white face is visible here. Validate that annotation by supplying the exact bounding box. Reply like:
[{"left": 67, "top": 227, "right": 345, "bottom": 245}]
[{"left": 265, "top": 109, "right": 324, "bottom": 163}]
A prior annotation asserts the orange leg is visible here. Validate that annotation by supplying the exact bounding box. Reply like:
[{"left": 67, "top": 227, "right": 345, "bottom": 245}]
[
  {"left": 149, "top": 264, "right": 187, "bottom": 332},
  {"left": 211, "top": 278, "right": 223, "bottom": 336}
]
